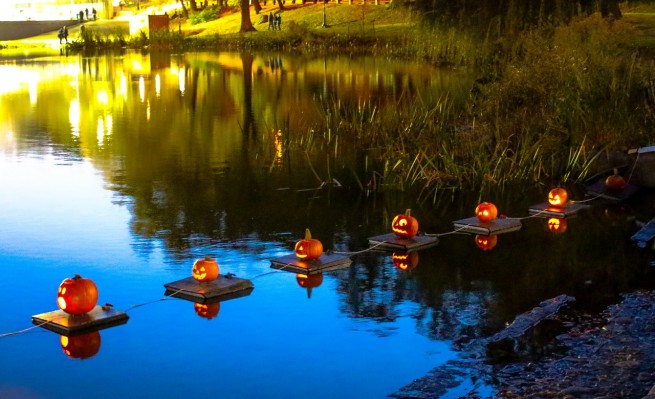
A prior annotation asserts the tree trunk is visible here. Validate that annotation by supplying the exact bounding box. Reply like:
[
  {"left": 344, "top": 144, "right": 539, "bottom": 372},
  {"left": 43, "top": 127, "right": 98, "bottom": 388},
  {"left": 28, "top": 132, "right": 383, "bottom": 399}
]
[
  {"left": 190, "top": 0, "right": 199, "bottom": 11},
  {"left": 278, "top": 0, "right": 286, "bottom": 11},
  {"left": 240, "top": 0, "right": 257, "bottom": 32},
  {"left": 253, "top": 0, "right": 262, "bottom": 14}
]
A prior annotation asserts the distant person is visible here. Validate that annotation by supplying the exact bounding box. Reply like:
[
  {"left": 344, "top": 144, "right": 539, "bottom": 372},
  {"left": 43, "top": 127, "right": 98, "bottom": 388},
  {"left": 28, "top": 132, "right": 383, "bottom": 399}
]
[
  {"left": 85, "top": 8, "right": 89, "bottom": 20},
  {"left": 276, "top": 14, "right": 281, "bottom": 30},
  {"left": 63, "top": 26, "right": 68, "bottom": 43},
  {"left": 268, "top": 12, "right": 274, "bottom": 30},
  {"left": 58, "top": 27, "right": 64, "bottom": 44},
  {"left": 79, "top": 10, "right": 84, "bottom": 21},
  {"left": 92, "top": 8, "right": 97, "bottom": 20}
]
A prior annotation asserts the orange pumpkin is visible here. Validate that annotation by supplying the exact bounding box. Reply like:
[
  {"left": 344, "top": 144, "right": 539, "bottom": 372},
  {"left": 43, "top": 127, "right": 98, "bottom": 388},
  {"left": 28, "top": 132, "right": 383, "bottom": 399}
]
[
  {"left": 192, "top": 256, "right": 219, "bottom": 282},
  {"left": 475, "top": 202, "right": 498, "bottom": 223},
  {"left": 296, "top": 273, "right": 324, "bottom": 298},
  {"left": 294, "top": 229, "right": 323, "bottom": 260},
  {"left": 392, "top": 252, "right": 420, "bottom": 271},
  {"left": 605, "top": 174, "right": 626, "bottom": 191},
  {"left": 547, "top": 217, "right": 568, "bottom": 234},
  {"left": 57, "top": 274, "right": 98, "bottom": 315},
  {"left": 60, "top": 331, "right": 101, "bottom": 360},
  {"left": 475, "top": 234, "right": 498, "bottom": 251},
  {"left": 391, "top": 209, "right": 419, "bottom": 239},
  {"left": 194, "top": 302, "right": 220, "bottom": 320},
  {"left": 548, "top": 188, "right": 568, "bottom": 207}
]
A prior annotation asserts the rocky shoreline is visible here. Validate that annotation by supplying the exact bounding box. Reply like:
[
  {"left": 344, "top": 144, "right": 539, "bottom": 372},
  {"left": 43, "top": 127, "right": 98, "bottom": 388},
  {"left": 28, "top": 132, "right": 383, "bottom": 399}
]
[{"left": 392, "top": 290, "right": 655, "bottom": 399}]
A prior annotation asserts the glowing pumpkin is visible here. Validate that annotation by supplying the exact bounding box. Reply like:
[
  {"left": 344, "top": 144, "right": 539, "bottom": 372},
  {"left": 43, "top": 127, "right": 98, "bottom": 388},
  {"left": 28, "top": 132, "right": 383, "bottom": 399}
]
[
  {"left": 548, "top": 188, "right": 568, "bottom": 207},
  {"left": 296, "top": 273, "right": 324, "bottom": 298},
  {"left": 391, "top": 209, "right": 419, "bottom": 239},
  {"left": 475, "top": 202, "right": 498, "bottom": 223},
  {"left": 605, "top": 174, "right": 626, "bottom": 191},
  {"left": 475, "top": 234, "right": 498, "bottom": 251},
  {"left": 547, "top": 217, "right": 568, "bottom": 234},
  {"left": 294, "top": 229, "right": 323, "bottom": 260},
  {"left": 60, "top": 331, "right": 101, "bottom": 360},
  {"left": 392, "top": 252, "right": 419, "bottom": 271},
  {"left": 192, "top": 256, "right": 219, "bottom": 282},
  {"left": 57, "top": 274, "right": 98, "bottom": 315},
  {"left": 194, "top": 302, "right": 220, "bottom": 320}
]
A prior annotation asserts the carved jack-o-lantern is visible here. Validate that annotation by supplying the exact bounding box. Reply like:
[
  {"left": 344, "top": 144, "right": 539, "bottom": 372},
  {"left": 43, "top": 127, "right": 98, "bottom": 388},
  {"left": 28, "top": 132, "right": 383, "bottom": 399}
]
[
  {"left": 294, "top": 229, "right": 323, "bottom": 260},
  {"left": 57, "top": 274, "right": 98, "bottom": 315},
  {"left": 475, "top": 202, "right": 498, "bottom": 223},
  {"left": 194, "top": 302, "right": 220, "bottom": 320},
  {"left": 391, "top": 209, "right": 419, "bottom": 239},
  {"left": 547, "top": 217, "right": 568, "bottom": 234},
  {"left": 192, "top": 257, "right": 219, "bottom": 282},
  {"left": 475, "top": 234, "right": 498, "bottom": 251},
  {"left": 605, "top": 174, "right": 626, "bottom": 191},
  {"left": 60, "top": 331, "right": 101, "bottom": 360},
  {"left": 296, "top": 273, "right": 324, "bottom": 298},
  {"left": 548, "top": 188, "right": 568, "bottom": 207},
  {"left": 392, "top": 252, "right": 420, "bottom": 271}
]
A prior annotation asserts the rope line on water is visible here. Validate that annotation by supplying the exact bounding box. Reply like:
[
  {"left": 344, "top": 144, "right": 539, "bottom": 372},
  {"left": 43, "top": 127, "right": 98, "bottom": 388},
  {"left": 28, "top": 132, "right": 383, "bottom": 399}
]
[
  {"left": 331, "top": 240, "right": 388, "bottom": 256},
  {"left": 0, "top": 320, "right": 50, "bottom": 339}
]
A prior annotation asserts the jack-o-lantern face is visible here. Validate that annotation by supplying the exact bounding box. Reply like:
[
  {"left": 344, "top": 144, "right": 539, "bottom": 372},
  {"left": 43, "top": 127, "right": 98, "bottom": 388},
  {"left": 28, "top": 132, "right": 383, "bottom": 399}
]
[
  {"left": 475, "top": 202, "right": 498, "bottom": 223},
  {"left": 605, "top": 174, "right": 626, "bottom": 191},
  {"left": 192, "top": 257, "right": 219, "bottom": 282},
  {"left": 391, "top": 209, "right": 419, "bottom": 239},
  {"left": 547, "top": 217, "right": 568, "bottom": 234},
  {"left": 294, "top": 229, "right": 323, "bottom": 260},
  {"left": 548, "top": 188, "right": 568, "bottom": 207},
  {"left": 296, "top": 273, "right": 324, "bottom": 298},
  {"left": 57, "top": 274, "right": 98, "bottom": 315},
  {"left": 194, "top": 302, "right": 220, "bottom": 319},
  {"left": 475, "top": 234, "right": 498, "bottom": 251},
  {"left": 392, "top": 252, "right": 419, "bottom": 271},
  {"left": 60, "top": 331, "right": 101, "bottom": 360}
]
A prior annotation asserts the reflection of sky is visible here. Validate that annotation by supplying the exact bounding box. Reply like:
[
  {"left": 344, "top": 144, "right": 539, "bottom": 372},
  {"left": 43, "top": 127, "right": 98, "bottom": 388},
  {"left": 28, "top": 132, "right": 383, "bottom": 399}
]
[{"left": 0, "top": 150, "right": 455, "bottom": 398}]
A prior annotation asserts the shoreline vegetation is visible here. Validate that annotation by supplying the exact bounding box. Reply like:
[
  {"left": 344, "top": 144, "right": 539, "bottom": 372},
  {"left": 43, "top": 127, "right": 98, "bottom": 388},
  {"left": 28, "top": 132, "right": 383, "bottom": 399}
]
[{"left": 3, "top": 2, "right": 655, "bottom": 200}]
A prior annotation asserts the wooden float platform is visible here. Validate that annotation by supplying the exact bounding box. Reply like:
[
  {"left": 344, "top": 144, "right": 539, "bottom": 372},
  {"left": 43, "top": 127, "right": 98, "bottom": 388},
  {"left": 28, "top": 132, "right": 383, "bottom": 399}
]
[
  {"left": 453, "top": 217, "right": 522, "bottom": 235},
  {"left": 164, "top": 275, "right": 254, "bottom": 303},
  {"left": 631, "top": 218, "right": 655, "bottom": 249},
  {"left": 367, "top": 233, "right": 439, "bottom": 252},
  {"left": 270, "top": 253, "right": 352, "bottom": 274},
  {"left": 528, "top": 202, "right": 590, "bottom": 218},
  {"left": 585, "top": 179, "right": 640, "bottom": 202},
  {"left": 32, "top": 305, "right": 129, "bottom": 336}
]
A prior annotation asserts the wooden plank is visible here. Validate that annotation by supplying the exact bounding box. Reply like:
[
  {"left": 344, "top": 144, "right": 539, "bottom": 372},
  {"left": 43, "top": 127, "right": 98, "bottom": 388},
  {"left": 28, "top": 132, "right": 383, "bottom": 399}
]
[
  {"left": 164, "top": 275, "right": 254, "bottom": 303},
  {"left": 486, "top": 294, "right": 575, "bottom": 354},
  {"left": 631, "top": 218, "right": 655, "bottom": 249},
  {"left": 270, "top": 253, "right": 352, "bottom": 274},
  {"left": 528, "top": 202, "right": 590, "bottom": 218},
  {"left": 585, "top": 178, "right": 639, "bottom": 202},
  {"left": 367, "top": 233, "right": 439, "bottom": 252},
  {"left": 32, "top": 306, "right": 129, "bottom": 336},
  {"left": 452, "top": 216, "right": 522, "bottom": 235}
]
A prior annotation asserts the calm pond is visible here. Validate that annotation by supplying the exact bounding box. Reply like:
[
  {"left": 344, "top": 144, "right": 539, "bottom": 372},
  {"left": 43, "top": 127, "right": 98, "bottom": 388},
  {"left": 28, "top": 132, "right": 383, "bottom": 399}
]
[{"left": 0, "top": 50, "right": 654, "bottom": 399}]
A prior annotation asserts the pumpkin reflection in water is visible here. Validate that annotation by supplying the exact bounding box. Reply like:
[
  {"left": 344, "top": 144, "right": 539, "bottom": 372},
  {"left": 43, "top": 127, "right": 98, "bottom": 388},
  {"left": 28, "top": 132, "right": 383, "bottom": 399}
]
[
  {"left": 475, "top": 234, "right": 498, "bottom": 251},
  {"left": 547, "top": 217, "right": 568, "bottom": 234},
  {"left": 475, "top": 202, "right": 498, "bottom": 223},
  {"left": 548, "top": 188, "right": 568, "bottom": 208},
  {"left": 57, "top": 274, "right": 98, "bottom": 315},
  {"left": 294, "top": 229, "right": 323, "bottom": 260},
  {"left": 60, "top": 331, "right": 101, "bottom": 360},
  {"left": 296, "top": 273, "right": 324, "bottom": 298},
  {"left": 192, "top": 256, "right": 219, "bottom": 282},
  {"left": 194, "top": 302, "right": 220, "bottom": 320},
  {"left": 391, "top": 209, "right": 419, "bottom": 239},
  {"left": 391, "top": 252, "right": 419, "bottom": 271}
]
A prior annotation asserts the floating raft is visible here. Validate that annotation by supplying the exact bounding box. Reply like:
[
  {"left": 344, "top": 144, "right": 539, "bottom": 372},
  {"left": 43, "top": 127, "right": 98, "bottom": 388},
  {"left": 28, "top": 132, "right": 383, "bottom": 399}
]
[
  {"left": 631, "top": 218, "right": 655, "bottom": 249},
  {"left": 32, "top": 306, "right": 129, "bottom": 335},
  {"left": 453, "top": 217, "right": 522, "bottom": 235},
  {"left": 270, "top": 253, "right": 352, "bottom": 274},
  {"left": 164, "top": 275, "right": 254, "bottom": 303},
  {"left": 367, "top": 233, "right": 439, "bottom": 252},
  {"left": 585, "top": 179, "right": 639, "bottom": 202},
  {"left": 528, "top": 202, "right": 590, "bottom": 218}
]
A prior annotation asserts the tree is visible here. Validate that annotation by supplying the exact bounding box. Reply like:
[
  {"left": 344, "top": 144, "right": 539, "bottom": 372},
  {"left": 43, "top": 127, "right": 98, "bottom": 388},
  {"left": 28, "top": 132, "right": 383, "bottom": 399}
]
[
  {"left": 240, "top": 0, "right": 257, "bottom": 32},
  {"left": 253, "top": 0, "right": 263, "bottom": 14},
  {"left": 178, "top": 0, "right": 189, "bottom": 18}
]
